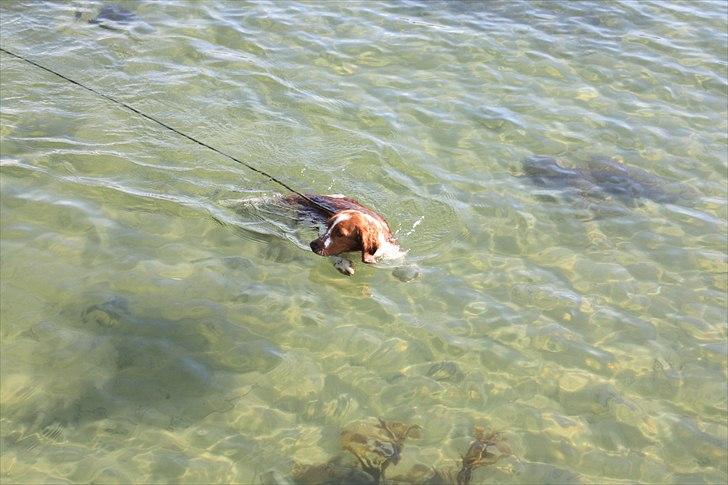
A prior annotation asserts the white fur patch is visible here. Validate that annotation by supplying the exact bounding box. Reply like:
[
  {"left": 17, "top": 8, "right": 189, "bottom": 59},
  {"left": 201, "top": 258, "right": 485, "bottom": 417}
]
[
  {"left": 331, "top": 212, "right": 352, "bottom": 225},
  {"left": 351, "top": 212, "right": 405, "bottom": 261},
  {"left": 373, "top": 240, "right": 407, "bottom": 261},
  {"left": 321, "top": 212, "right": 351, "bottom": 240}
]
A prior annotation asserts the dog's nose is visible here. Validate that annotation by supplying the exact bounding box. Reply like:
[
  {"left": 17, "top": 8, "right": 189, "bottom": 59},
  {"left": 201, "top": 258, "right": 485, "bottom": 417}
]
[{"left": 310, "top": 240, "right": 321, "bottom": 253}]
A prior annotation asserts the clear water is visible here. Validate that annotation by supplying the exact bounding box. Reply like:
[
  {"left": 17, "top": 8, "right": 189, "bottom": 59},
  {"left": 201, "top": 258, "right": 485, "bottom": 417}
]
[{"left": 1, "top": 1, "right": 726, "bottom": 483}]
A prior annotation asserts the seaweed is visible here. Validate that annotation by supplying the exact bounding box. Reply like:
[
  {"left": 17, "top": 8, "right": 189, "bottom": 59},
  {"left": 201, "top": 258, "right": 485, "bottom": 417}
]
[
  {"left": 290, "top": 421, "right": 510, "bottom": 485},
  {"left": 340, "top": 418, "right": 422, "bottom": 482},
  {"left": 291, "top": 455, "right": 377, "bottom": 485},
  {"left": 456, "top": 426, "right": 511, "bottom": 485}
]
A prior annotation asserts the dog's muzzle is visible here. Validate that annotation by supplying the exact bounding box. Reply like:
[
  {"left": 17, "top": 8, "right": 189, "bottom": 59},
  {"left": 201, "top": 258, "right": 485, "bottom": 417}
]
[{"left": 310, "top": 239, "right": 324, "bottom": 255}]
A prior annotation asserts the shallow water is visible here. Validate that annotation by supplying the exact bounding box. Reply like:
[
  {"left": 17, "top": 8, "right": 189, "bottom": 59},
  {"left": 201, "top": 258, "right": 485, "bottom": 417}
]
[{"left": 1, "top": 1, "right": 726, "bottom": 483}]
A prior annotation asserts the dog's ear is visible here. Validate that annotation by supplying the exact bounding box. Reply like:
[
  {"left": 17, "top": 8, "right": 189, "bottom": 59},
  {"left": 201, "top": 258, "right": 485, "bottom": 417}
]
[{"left": 360, "top": 223, "right": 379, "bottom": 264}]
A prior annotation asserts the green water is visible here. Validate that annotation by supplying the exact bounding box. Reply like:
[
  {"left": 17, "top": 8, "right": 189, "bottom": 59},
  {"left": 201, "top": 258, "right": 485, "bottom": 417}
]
[{"left": 1, "top": 1, "right": 726, "bottom": 483}]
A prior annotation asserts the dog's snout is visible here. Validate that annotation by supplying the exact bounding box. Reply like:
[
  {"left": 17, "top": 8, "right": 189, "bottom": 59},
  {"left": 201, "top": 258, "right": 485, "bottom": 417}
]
[{"left": 310, "top": 239, "right": 322, "bottom": 253}]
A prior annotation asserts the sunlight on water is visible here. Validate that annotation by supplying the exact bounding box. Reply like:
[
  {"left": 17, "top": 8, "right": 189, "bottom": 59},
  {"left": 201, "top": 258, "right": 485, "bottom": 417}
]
[{"left": 1, "top": 1, "right": 726, "bottom": 483}]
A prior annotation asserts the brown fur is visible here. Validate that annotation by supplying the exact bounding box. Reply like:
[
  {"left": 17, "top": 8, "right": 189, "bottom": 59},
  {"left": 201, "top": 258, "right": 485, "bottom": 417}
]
[{"left": 284, "top": 194, "right": 395, "bottom": 264}]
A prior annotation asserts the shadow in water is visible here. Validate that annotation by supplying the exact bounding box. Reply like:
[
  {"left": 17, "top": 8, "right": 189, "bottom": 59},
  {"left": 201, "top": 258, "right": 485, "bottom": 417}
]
[{"left": 2, "top": 293, "right": 282, "bottom": 450}]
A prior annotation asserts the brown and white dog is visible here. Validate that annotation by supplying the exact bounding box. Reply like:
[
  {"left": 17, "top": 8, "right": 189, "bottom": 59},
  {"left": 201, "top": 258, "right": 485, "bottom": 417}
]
[{"left": 284, "top": 194, "right": 403, "bottom": 275}]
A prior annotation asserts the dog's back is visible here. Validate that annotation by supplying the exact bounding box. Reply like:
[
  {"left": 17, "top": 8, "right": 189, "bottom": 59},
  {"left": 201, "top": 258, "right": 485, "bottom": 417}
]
[{"left": 284, "top": 194, "right": 391, "bottom": 231}]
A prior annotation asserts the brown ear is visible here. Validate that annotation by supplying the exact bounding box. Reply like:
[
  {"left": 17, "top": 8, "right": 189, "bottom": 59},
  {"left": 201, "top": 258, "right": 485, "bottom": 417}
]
[{"left": 360, "top": 224, "right": 379, "bottom": 264}]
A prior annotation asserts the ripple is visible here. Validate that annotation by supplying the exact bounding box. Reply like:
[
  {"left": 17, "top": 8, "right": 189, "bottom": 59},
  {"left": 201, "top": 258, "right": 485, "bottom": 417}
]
[{"left": 1, "top": 0, "right": 726, "bottom": 483}]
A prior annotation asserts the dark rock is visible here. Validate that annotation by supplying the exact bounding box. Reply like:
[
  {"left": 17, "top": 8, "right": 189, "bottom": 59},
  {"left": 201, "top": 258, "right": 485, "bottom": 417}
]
[
  {"left": 585, "top": 156, "right": 678, "bottom": 203},
  {"left": 522, "top": 155, "right": 684, "bottom": 205},
  {"left": 392, "top": 264, "right": 422, "bottom": 282},
  {"left": 89, "top": 4, "right": 138, "bottom": 31}
]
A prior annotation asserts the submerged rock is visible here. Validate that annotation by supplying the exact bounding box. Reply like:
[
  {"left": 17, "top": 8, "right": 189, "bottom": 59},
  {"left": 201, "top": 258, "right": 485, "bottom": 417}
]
[
  {"left": 522, "top": 155, "right": 592, "bottom": 190},
  {"left": 291, "top": 456, "right": 377, "bottom": 485},
  {"left": 76, "top": 4, "right": 153, "bottom": 33},
  {"left": 90, "top": 4, "right": 138, "bottom": 29},
  {"left": 81, "top": 296, "right": 129, "bottom": 328},
  {"left": 585, "top": 156, "right": 679, "bottom": 203},
  {"left": 392, "top": 264, "right": 422, "bottom": 282},
  {"left": 522, "top": 155, "right": 684, "bottom": 205},
  {"left": 426, "top": 361, "right": 465, "bottom": 383}
]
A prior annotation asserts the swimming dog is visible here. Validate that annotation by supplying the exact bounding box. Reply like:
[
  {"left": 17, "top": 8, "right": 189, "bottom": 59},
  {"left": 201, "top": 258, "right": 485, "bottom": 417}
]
[{"left": 284, "top": 194, "right": 402, "bottom": 276}]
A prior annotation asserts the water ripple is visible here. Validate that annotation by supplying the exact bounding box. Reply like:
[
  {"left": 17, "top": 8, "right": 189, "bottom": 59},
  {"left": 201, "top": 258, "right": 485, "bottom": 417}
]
[{"left": 1, "top": 0, "right": 726, "bottom": 483}]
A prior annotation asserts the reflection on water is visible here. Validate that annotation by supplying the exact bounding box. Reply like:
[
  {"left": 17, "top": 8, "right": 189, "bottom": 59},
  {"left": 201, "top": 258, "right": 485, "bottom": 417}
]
[{"left": 1, "top": 0, "right": 726, "bottom": 483}]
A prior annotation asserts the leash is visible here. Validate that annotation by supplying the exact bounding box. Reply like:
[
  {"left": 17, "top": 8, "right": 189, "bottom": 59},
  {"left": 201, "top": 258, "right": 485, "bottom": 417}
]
[{"left": 0, "top": 46, "right": 335, "bottom": 216}]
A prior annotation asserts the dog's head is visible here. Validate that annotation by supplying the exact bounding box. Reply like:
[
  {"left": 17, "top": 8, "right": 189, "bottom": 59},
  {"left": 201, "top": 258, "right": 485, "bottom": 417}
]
[{"left": 309, "top": 210, "right": 382, "bottom": 263}]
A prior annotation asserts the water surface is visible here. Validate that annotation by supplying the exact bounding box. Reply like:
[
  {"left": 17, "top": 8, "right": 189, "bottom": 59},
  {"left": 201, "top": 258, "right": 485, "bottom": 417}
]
[{"left": 1, "top": 1, "right": 726, "bottom": 483}]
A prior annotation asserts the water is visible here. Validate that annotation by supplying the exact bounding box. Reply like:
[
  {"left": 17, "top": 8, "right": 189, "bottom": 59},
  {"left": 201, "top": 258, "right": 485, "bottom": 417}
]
[{"left": 1, "top": 1, "right": 726, "bottom": 483}]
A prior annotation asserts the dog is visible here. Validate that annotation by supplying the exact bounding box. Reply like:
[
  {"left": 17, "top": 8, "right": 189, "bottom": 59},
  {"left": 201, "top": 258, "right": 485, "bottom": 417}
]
[{"left": 284, "top": 194, "right": 403, "bottom": 275}]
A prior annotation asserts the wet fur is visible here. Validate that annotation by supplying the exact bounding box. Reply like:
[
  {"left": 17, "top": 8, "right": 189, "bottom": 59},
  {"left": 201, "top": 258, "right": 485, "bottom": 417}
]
[{"left": 284, "top": 194, "right": 401, "bottom": 275}]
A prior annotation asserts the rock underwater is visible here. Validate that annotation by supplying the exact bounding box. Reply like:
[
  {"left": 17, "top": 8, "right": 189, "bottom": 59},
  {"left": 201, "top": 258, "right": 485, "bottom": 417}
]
[{"left": 521, "top": 155, "right": 687, "bottom": 206}]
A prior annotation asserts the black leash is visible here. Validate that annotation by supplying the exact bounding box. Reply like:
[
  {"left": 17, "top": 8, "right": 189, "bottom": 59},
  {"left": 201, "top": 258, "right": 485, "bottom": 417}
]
[{"left": 0, "top": 46, "right": 334, "bottom": 215}]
